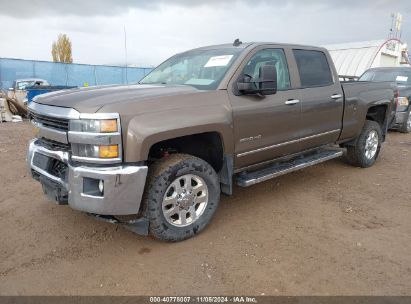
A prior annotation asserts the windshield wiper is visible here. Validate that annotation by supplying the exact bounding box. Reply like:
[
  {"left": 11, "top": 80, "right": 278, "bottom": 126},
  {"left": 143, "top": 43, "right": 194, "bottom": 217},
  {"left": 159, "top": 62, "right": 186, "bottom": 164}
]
[{"left": 140, "top": 81, "right": 168, "bottom": 85}]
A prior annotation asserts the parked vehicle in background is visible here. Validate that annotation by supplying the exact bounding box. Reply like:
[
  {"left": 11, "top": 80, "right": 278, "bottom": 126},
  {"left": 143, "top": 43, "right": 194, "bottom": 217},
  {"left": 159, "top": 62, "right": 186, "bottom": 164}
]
[
  {"left": 8, "top": 78, "right": 50, "bottom": 106},
  {"left": 27, "top": 41, "right": 396, "bottom": 241},
  {"left": 360, "top": 67, "right": 411, "bottom": 133},
  {"left": 26, "top": 85, "right": 77, "bottom": 104},
  {"left": 339, "top": 75, "right": 359, "bottom": 82}
]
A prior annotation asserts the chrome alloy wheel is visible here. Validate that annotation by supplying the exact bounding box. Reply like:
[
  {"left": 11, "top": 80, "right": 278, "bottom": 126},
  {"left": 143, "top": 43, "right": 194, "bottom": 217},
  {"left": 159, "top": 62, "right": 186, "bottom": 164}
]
[
  {"left": 364, "top": 130, "right": 379, "bottom": 160},
  {"left": 162, "top": 174, "right": 208, "bottom": 227}
]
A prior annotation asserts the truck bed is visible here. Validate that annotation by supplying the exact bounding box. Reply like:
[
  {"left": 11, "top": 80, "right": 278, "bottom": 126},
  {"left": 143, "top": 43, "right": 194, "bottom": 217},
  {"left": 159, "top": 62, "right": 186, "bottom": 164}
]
[{"left": 339, "top": 81, "right": 396, "bottom": 141}]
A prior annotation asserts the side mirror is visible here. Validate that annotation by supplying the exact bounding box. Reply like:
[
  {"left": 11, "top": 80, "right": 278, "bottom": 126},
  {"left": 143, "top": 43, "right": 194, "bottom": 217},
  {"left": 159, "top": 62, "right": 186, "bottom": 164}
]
[
  {"left": 237, "top": 74, "right": 253, "bottom": 91},
  {"left": 258, "top": 64, "right": 277, "bottom": 95},
  {"left": 237, "top": 64, "right": 277, "bottom": 95}
]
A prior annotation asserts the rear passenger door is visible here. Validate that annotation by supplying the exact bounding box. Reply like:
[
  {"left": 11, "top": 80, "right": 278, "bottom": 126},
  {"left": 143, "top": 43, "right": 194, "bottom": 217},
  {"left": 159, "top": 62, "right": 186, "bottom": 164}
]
[{"left": 292, "top": 49, "right": 344, "bottom": 150}]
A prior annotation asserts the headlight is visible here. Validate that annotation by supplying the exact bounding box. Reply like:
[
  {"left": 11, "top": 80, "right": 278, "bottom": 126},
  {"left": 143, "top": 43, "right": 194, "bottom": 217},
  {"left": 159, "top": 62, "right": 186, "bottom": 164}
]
[
  {"left": 398, "top": 97, "right": 409, "bottom": 107},
  {"left": 73, "top": 144, "right": 119, "bottom": 159},
  {"left": 69, "top": 119, "right": 118, "bottom": 133},
  {"left": 68, "top": 114, "right": 122, "bottom": 164}
]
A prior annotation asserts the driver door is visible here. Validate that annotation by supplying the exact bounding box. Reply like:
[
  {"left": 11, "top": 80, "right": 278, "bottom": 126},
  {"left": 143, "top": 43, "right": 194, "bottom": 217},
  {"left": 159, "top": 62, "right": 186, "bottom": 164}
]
[{"left": 228, "top": 47, "right": 302, "bottom": 169}]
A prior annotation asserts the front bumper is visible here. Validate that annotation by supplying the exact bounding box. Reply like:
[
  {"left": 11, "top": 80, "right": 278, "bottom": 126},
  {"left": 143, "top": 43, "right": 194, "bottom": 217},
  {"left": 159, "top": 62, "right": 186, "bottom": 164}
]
[
  {"left": 27, "top": 139, "right": 148, "bottom": 215},
  {"left": 394, "top": 110, "right": 409, "bottom": 125}
]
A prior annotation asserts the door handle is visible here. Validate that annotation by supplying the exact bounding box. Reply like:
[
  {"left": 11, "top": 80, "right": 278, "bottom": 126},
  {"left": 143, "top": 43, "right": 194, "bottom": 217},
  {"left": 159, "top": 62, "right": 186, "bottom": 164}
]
[
  {"left": 285, "top": 99, "right": 300, "bottom": 105},
  {"left": 331, "top": 94, "right": 342, "bottom": 100}
]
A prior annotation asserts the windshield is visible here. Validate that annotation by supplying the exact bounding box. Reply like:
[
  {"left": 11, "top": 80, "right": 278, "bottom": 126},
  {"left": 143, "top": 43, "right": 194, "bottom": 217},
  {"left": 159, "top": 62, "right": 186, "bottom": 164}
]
[
  {"left": 16, "top": 80, "right": 48, "bottom": 90},
  {"left": 140, "top": 48, "right": 243, "bottom": 90},
  {"left": 359, "top": 69, "right": 411, "bottom": 85}
]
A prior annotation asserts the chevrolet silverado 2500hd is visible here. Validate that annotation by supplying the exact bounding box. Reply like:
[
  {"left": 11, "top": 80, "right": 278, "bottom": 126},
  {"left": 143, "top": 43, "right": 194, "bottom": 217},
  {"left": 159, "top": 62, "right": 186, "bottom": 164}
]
[{"left": 27, "top": 42, "right": 396, "bottom": 241}]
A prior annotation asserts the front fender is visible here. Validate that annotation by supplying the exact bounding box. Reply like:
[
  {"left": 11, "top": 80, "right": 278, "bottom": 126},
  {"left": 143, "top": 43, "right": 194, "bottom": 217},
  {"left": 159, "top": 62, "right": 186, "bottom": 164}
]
[{"left": 124, "top": 99, "right": 233, "bottom": 162}]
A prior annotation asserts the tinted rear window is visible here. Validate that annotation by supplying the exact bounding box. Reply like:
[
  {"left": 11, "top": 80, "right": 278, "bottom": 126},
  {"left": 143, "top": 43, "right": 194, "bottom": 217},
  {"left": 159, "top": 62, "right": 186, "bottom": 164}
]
[
  {"left": 293, "top": 49, "right": 333, "bottom": 87},
  {"left": 359, "top": 69, "right": 411, "bottom": 84}
]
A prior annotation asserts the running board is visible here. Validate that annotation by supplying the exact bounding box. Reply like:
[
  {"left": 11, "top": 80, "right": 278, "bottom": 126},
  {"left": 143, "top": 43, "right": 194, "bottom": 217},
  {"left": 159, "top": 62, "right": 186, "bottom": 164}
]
[{"left": 236, "top": 148, "right": 343, "bottom": 187}]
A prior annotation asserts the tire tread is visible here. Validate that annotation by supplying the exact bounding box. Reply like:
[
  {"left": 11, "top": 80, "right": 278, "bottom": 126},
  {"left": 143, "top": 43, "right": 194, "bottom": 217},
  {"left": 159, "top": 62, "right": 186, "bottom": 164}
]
[
  {"left": 345, "top": 120, "right": 382, "bottom": 168},
  {"left": 142, "top": 154, "right": 220, "bottom": 242}
]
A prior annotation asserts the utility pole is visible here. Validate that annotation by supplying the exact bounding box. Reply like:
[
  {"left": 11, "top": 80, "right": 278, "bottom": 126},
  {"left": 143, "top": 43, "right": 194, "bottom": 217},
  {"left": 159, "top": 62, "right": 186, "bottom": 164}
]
[
  {"left": 389, "top": 13, "right": 394, "bottom": 39},
  {"left": 124, "top": 25, "right": 128, "bottom": 84}
]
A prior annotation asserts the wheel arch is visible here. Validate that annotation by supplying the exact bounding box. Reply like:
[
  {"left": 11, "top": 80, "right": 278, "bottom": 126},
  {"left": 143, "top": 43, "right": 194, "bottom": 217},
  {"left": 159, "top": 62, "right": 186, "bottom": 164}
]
[
  {"left": 147, "top": 131, "right": 226, "bottom": 173},
  {"left": 365, "top": 103, "right": 389, "bottom": 139}
]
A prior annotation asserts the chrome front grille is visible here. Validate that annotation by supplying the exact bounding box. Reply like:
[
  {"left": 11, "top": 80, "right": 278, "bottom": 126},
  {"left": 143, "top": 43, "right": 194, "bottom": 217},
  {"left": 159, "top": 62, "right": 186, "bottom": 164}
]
[
  {"left": 37, "top": 138, "right": 70, "bottom": 151},
  {"left": 29, "top": 111, "right": 69, "bottom": 132},
  {"left": 28, "top": 102, "right": 122, "bottom": 165}
]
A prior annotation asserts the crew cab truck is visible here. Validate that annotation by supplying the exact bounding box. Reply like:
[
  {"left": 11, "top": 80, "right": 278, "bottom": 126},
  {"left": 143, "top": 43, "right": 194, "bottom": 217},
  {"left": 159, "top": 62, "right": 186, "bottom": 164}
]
[{"left": 27, "top": 42, "right": 395, "bottom": 241}]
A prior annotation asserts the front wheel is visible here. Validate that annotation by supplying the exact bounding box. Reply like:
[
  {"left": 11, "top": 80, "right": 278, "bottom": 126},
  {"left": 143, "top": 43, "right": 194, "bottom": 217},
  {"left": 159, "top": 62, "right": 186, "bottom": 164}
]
[
  {"left": 142, "top": 154, "right": 220, "bottom": 242},
  {"left": 345, "top": 120, "right": 383, "bottom": 168}
]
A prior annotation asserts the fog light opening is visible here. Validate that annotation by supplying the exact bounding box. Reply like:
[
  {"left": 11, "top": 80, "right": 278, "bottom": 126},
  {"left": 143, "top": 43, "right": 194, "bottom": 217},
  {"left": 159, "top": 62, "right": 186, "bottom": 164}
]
[
  {"left": 83, "top": 177, "right": 104, "bottom": 197},
  {"left": 99, "top": 180, "right": 104, "bottom": 194}
]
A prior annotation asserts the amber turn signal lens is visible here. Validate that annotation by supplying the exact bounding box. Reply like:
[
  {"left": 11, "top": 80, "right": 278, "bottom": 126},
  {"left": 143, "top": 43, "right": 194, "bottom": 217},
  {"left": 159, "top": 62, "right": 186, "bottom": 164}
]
[
  {"left": 100, "top": 119, "right": 118, "bottom": 133},
  {"left": 99, "top": 145, "right": 119, "bottom": 158}
]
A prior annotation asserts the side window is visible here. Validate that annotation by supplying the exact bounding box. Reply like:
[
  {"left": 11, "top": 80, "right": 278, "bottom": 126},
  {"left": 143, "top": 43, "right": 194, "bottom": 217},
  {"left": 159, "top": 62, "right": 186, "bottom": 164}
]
[
  {"left": 243, "top": 49, "right": 291, "bottom": 90},
  {"left": 293, "top": 49, "right": 333, "bottom": 87}
]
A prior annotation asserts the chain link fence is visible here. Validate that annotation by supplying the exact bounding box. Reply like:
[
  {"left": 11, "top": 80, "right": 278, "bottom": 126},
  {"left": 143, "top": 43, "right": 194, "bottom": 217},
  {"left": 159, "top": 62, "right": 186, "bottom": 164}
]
[{"left": 0, "top": 58, "right": 152, "bottom": 89}]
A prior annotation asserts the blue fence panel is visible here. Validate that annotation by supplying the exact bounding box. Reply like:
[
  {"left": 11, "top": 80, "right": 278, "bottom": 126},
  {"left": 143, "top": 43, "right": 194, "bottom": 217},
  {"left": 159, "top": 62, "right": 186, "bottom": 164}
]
[
  {"left": 0, "top": 59, "right": 33, "bottom": 89},
  {"left": 34, "top": 61, "right": 68, "bottom": 86},
  {"left": 66, "top": 64, "right": 97, "bottom": 87},
  {"left": 95, "top": 65, "right": 124, "bottom": 85},
  {"left": 127, "top": 68, "right": 149, "bottom": 84},
  {"left": 0, "top": 58, "right": 153, "bottom": 89}
]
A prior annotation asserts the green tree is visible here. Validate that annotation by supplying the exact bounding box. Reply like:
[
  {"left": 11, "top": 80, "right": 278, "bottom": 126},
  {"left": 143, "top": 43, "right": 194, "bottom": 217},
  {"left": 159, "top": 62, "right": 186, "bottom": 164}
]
[{"left": 51, "top": 34, "right": 73, "bottom": 63}]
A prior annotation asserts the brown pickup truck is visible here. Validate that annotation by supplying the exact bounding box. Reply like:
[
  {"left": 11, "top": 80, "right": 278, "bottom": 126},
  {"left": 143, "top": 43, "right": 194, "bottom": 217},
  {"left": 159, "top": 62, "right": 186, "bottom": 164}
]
[{"left": 27, "top": 41, "right": 396, "bottom": 241}]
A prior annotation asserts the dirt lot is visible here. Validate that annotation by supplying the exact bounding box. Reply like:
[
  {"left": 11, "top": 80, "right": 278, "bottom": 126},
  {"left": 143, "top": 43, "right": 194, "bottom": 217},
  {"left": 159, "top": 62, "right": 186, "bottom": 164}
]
[{"left": 0, "top": 121, "right": 411, "bottom": 296}]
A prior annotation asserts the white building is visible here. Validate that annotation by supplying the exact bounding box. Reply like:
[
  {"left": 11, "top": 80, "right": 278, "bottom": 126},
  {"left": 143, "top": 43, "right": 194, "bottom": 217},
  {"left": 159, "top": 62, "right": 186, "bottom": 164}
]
[{"left": 324, "top": 39, "right": 410, "bottom": 78}]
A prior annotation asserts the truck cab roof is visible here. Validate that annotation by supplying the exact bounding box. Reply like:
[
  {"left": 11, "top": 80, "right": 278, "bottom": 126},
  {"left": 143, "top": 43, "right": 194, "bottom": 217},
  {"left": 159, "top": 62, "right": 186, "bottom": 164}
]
[
  {"left": 365, "top": 67, "right": 411, "bottom": 72},
  {"left": 14, "top": 78, "right": 48, "bottom": 83},
  {"left": 190, "top": 42, "right": 327, "bottom": 52}
]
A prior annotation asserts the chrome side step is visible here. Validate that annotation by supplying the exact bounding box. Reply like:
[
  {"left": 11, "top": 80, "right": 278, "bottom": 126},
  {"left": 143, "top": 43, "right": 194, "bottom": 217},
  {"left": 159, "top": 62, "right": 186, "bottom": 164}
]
[{"left": 236, "top": 148, "right": 343, "bottom": 187}]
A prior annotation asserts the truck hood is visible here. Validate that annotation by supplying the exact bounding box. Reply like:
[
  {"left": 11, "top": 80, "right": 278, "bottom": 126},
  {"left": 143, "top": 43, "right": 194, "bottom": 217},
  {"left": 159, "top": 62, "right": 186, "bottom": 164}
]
[{"left": 33, "top": 84, "right": 199, "bottom": 113}]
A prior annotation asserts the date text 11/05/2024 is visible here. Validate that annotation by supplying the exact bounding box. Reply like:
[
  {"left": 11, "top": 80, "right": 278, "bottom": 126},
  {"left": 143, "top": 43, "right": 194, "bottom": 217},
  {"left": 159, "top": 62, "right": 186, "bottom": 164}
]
[{"left": 149, "top": 296, "right": 258, "bottom": 303}]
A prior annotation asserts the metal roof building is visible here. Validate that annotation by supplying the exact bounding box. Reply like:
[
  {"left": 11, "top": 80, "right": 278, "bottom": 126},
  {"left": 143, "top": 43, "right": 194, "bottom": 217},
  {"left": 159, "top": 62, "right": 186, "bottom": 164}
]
[{"left": 324, "top": 39, "right": 410, "bottom": 78}]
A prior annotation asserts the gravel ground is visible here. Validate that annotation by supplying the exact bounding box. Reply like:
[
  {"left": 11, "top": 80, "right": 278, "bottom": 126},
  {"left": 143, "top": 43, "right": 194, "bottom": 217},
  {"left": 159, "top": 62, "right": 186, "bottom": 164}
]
[{"left": 0, "top": 121, "right": 411, "bottom": 295}]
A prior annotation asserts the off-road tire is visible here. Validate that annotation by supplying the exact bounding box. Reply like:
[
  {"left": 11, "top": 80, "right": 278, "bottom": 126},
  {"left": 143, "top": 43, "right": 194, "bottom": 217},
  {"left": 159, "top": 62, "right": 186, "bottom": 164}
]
[
  {"left": 399, "top": 110, "right": 411, "bottom": 133},
  {"left": 345, "top": 120, "right": 383, "bottom": 168},
  {"left": 143, "top": 154, "right": 220, "bottom": 242}
]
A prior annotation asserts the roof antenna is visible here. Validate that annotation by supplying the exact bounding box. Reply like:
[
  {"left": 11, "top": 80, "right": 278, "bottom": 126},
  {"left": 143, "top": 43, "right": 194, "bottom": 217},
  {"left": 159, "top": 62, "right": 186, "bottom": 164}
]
[{"left": 233, "top": 38, "right": 242, "bottom": 47}]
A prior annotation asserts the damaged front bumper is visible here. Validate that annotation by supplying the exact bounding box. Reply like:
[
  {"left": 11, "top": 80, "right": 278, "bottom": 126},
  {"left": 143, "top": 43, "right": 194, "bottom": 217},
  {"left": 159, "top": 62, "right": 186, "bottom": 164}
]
[
  {"left": 393, "top": 110, "right": 409, "bottom": 125},
  {"left": 27, "top": 139, "right": 149, "bottom": 234}
]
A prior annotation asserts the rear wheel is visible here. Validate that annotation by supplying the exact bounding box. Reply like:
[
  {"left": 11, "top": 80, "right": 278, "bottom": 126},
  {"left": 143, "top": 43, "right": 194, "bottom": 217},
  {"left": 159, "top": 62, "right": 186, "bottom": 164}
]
[
  {"left": 345, "top": 120, "right": 382, "bottom": 168},
  {"left": 399, "top": 111, "right": 411, "bottom": 133},
  {"left": 143, "top": 154, "right": 220, "bottom": 242}
]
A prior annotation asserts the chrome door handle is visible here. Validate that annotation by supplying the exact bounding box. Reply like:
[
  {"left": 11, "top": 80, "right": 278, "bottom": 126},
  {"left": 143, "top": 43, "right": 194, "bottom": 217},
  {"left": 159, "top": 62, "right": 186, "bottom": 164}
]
[
  {"left": 285, "top": 99, "right": 300, "bottom": 105},
  {"left": 331, "top": 94, "right": 342, "bottom": 100}
]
